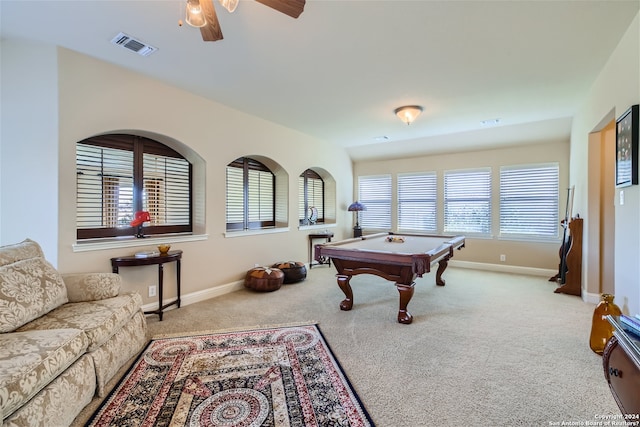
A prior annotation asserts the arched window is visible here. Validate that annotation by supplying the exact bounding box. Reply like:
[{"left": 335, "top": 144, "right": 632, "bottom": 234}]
[
  {"left": 226, "top": 157, "right": 275, "bottom": 231},
  {"left": 299, "top": 169, "right": 325, "bottom": 225},
  {"left": 76, "top": 134, "right": 192, "bottom": 239}
]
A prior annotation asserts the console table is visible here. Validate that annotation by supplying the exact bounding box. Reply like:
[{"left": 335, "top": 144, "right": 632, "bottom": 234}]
[
  {"left": 603, "top": 315, "right": 640, "bottom": 416},
  {"left": 111, "top": 250, "right": 182, "bottom": 321},
  {"left": 308, "top": 231, "right": 334, "bottom": 268}
]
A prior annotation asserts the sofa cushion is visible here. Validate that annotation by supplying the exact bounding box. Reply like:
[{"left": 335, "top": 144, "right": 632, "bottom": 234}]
[
  {"left": 0, "top": 257, "right": 69, "bottom": 333},
  {"left": 0, "top": 329, "right": 88, "bottom": 421},
  {"left": 17, "top": 292, "right": 143, "bottom": 351},
  {"left": 0, "top": 239, "right": 44, "bottom": 268},
  {"left": 62, "top": 273, "right": 122, "bottom": 302}
]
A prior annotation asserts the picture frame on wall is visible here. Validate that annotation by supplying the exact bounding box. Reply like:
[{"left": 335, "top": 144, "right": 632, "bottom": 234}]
[{"left": 615, "top": 104, "right": 639, "bottom": 187}]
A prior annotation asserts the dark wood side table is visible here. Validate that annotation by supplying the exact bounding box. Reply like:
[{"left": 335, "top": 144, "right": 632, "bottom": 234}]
[
  {"left": 111, "top": 250, "right": 182, "bottom": 321},
  {"left": 603, "top": 315, "right": 640, "bottom": 416},
  {"left": 308, "top": 232, "right": 334, "bottom": 268}
]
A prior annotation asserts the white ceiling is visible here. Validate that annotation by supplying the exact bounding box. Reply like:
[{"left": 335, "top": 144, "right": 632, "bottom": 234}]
[{"left": 1, "top": 1, "right": 638, "bottom": 161}]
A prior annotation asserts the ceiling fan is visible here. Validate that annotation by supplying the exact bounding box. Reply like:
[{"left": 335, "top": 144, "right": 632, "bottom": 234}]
[{"left": 185, "top": 0, "right": 306, "bottom": 42}]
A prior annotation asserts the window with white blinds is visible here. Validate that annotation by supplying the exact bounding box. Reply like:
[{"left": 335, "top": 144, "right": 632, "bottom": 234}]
[
  {"left": 226, "top": 157, "right": 275, "bottom": 231},
  {"left": 397, "top": 172, "right": 437, "bottom": 232},
  {"left": 77, "top": 144, "right": 134, "bottom": 230},
  {"left": 499, "top": 163, "right": 559, "bottom": 239},
  {"left": 298, "top": 169, "right": 324, "bottom": 225},
  {"left": 76, "top": 135, "right": 192, "bottom": 239},
  {"left": 143, "top": 154, "right": 190, "bottom": 226},
  {"left": 444, "top": 168, "right": 491, "bottom": 235},
  {"left": 358, "top": 175, "right": 392, "bottom": 230}
]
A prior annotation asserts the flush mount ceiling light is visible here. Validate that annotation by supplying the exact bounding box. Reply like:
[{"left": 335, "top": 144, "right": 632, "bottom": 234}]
[{"left": 394, "top": 105, "right": 423, "bottom": 125}]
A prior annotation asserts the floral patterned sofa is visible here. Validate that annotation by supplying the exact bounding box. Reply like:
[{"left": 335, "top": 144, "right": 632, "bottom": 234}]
[{"left": 0, "top": 239, "right": 148, "bottom": 426}]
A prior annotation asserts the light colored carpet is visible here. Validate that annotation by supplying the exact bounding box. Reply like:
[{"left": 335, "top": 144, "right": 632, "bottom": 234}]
[{"left": 73, "top": 266, "right": 620, "bottom": 426}]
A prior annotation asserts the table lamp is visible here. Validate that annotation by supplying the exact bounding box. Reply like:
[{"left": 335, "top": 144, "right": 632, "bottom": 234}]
[{"left": 347, "top": 201, "right": 366, "bottom": 238}]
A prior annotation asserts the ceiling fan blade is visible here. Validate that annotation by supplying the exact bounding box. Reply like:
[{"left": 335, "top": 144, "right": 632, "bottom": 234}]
[
  {"left": 199, "top": 0, "right": 223, "bottom": 41},
  {"left": 255, "top": 0, "right": 305, "bottom": 19}
]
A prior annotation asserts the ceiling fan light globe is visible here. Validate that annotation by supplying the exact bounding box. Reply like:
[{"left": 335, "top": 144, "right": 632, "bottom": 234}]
[
  {"left": 185, "top": 0, "right": 207, "bottom": 27},
  {"left": 219, "top": 0, "right": 239, "bottom": 13}
]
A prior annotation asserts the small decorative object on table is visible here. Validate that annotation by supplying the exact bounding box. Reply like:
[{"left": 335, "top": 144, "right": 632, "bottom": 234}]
[
  {"left": 272, "top": 261, "right": 307, "bottom": 284},
  {"left": 590, "top": 293, "right": 622, "bottom": 355},
  {"left": 135, "top": 250, "right": 160, "bottom": 258},
  {"left": 130, "top": 211, "right": 151, "bottom": 238},
  {"left": 308, "top": 206, "right": 318, "bottom": 225},
  {"left": 157, "top": 244, "right": 171, "bottom": 255},
  {"left": 245, "top": 267, "right": 284, "bottom": 292}
]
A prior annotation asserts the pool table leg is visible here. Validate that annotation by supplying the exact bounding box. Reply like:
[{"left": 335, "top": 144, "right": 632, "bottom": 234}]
[
  {"left": 336, "top": 274, "right": 354, "bottom": 311},
  {"left": 435, "top": 255, "right": 451, "bottom": 286},
  {"left": 396, "top": 283, "right": 415, "bottom": 324}
]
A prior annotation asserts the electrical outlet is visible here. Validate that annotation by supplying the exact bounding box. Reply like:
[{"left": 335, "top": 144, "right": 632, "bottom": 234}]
[
  {"left": 500, "top": 254, "right": 506, "bottom": 262},
  {"left": 148, "top": 285, "right": 157, "bottom": 297}
]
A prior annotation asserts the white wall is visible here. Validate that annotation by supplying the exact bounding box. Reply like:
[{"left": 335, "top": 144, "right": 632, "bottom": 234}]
[
  {"left": 1, "top": 43, "right": 354, "bottom": 306},
  {"left": 0, "top": 41, "right": 59, "bottom": 264},
  {"left": 571, "top": 12, "right": 640, "bottom": 314}
]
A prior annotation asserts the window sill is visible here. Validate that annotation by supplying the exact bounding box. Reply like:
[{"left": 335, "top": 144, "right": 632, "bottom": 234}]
[
  {"left": 298, "top": 224, "right": 336, "bottom": 231},
  {"left": 497, "top": 235, "right": 560, "bottom": 243},
  {"left": 72, "top": 233, "right": 208, "bottom": 252},
  {"left": 224, "top": 227, "right": 290, "bottom": 238}
]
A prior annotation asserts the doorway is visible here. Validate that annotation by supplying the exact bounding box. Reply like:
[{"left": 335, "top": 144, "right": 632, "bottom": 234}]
[{"left": 587, "top": 119, "right": 616, "bottom": 296}]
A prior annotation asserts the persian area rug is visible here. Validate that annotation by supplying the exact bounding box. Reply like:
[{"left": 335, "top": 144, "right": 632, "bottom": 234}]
[{"left": 87, "top": 324, "right": 374, "bottom": 426}]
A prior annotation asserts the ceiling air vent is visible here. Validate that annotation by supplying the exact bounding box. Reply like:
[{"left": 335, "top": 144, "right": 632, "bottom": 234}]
[{"left": 110, "top": 32, "right": 157, "bottom": 57}]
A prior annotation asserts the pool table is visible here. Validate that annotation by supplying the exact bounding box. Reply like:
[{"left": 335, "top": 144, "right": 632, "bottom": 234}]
[{"left": 315, "top": 232, "right": 465, "bottom": 324}]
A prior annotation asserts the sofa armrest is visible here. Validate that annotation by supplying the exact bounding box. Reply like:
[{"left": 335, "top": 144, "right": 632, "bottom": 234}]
[{"left": 61, "top": 273, "right": 122, "bottom": 302}]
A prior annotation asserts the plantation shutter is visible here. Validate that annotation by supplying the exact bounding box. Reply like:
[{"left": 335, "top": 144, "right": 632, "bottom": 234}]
[
  {"left": 444, "top": 168, "right": 491, "bottom": 234},
  {"left": 226, "top": 166, "right": 244, "bottom": 230},
  {"left": 77, "top": 143, "right": 134, "bottom": 229},
  {"left": 298, "top": 175, "right": 306, "bottom": 223},
  {"left": 500, "top": 163, "right": 559, "bottom": 238},
  {"left": 308, "top": 177, "right": 324, "bottom": 219},
  {"left": 358, "top": 175, "right": 392, "bottom": 230},
  {"left": 398, "top": 172, "right": 437, "bottom": 232},
  {"left": 248, "top": 168, "right": 274, "bottom": 227},
  {"left": 299, "top": 170, "right": 325, "bottom": 224},
  {"left": 143, "top": 154, "right": 190, "bottom": 226}
]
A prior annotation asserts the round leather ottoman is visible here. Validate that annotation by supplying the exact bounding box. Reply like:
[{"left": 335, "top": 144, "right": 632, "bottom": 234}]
[
  {"left": 244, "top": 267, "right": 284, "bottom": 292},
  {"left": 272, "top": 261, "right": 307, "bottom": 284}
]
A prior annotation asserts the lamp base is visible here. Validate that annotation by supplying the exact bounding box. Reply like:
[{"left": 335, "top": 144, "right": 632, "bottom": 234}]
[
  {"left": 135, "top": 226, "right": 146, "bottom": 238},
  {"left": 353, "top": 226, "right": 362, "bottom": 238}
]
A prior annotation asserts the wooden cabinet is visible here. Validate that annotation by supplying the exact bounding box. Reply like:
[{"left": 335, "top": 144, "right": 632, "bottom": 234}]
[{"left": 603, "top": 316, "right": 640, "bottom": 416}]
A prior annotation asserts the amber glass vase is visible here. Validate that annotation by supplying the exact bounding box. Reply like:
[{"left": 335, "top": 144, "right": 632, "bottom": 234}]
[{"left": 589, "top": 293, "right": 622, "bottom": 355}]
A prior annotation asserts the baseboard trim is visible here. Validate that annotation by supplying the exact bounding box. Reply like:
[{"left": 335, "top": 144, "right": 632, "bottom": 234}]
[
  {"left": 142, "top": 280, "right": 244, "bottom": 313},
  {"left": 581, "top": 291, "right": 601, "bottom": 304},
  {"left": 450, "top": 260, "right": 556, "bottom": 277}
]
